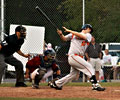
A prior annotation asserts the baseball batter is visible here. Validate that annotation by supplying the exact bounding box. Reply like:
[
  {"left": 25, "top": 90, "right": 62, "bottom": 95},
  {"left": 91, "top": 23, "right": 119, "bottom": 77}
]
[{"left": 50, "top": 24, "right": 105, "bottom": 91}]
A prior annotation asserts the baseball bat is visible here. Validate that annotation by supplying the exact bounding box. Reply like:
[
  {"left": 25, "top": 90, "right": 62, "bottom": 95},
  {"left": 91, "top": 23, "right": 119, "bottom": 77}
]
[{"left": 35, "top": 6, "right": 59, "bottom": 29}]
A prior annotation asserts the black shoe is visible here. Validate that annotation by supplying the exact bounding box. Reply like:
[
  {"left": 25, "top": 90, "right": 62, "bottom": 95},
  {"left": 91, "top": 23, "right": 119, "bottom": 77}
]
[
  {"left": 48, "top": 81, "right": 51, "bottom": 86},
  {"left": 50, "top": 81, "right": 62, "bottom": 90},
  {"left": 92, "top": 87, "right": 106, "bottom": 91},
  {"left": 92, "top": 83, "right": 105, "bottom": 91},
  {"left": 32, "top": 84, "right": 39, "bottom": 89},
  {"left": 15, "top": 82, "right": 27, "bottom": 87}
]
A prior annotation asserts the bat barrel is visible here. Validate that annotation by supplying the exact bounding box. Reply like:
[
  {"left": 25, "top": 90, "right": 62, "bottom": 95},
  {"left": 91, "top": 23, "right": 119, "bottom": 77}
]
[{"left": 35, "top": 6, "right": 59, "bottom": 29}]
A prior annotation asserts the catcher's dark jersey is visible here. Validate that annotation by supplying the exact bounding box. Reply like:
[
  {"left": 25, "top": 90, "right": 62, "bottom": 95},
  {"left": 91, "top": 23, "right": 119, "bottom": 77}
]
[
  {"left": 0, "top": 34, "right": 24, "bottom": 56},
  {"left": 26, "top": 55, "right": 59, "bottom": 73}
]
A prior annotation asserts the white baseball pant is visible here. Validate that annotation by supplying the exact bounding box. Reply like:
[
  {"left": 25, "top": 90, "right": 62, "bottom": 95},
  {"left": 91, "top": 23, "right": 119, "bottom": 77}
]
[
  {"left": 42, "top": 68, "right": 53, "bottom": 80},
  {"left": 55, "top": 54, "right": 95, "bottom": 87},
  {"left": 31, "top": 68, "right": 54, "bottom": 80}
]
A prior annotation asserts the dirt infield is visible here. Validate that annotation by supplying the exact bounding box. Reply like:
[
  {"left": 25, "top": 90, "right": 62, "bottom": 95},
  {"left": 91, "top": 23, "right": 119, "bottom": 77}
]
[{"left": 0, "top": 86, "right": 120, "bottom": 100}]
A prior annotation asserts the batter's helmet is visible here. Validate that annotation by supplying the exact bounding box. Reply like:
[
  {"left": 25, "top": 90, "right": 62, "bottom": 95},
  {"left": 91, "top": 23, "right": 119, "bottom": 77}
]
[{"left": 81, "top": 24, "right": 93, "bottom": 33}]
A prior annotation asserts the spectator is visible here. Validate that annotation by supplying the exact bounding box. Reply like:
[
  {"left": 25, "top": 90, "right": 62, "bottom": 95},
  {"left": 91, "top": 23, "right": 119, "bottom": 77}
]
[
  {"left": 103, "top": 49, "right": 112, "bottom": 65},
  {"left": 102, "top": 49, "right": 112, "bottom": 82},
  {"left": 25, "top": 49, "right": 61, "bottom": 89},
  {"left": 0, "top": 25, "right": 29, "bottom": 87},
  {"left": 85, "top": 36, "right": 102, "bottom": 82}
]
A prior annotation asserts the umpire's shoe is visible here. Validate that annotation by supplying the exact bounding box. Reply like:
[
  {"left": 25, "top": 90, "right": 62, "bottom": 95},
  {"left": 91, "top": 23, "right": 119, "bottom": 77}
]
[
  {"left": 15, "top": 82, "right": 27, "bottom": 87},
  {"left": 50, "top": 81, "right": 62, "bottom": 90},
  {"left": 92, "top": 83, "right": 105, "bottom": 91}
]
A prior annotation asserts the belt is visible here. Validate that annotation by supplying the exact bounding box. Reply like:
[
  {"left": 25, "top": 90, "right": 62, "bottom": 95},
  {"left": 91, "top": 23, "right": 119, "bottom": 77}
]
[{"left": 74, "top": 54, "right": 83, "bottom": 58}]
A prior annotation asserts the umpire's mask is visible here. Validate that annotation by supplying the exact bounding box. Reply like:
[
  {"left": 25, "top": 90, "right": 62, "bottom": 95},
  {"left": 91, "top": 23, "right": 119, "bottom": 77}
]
[{"left": 15, "top": 25, "right": 27, "bottom": 39}]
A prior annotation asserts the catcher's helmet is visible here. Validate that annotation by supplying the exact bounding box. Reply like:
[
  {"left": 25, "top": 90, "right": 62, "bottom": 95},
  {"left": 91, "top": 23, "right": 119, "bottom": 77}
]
[
  {"left": 81, "top": 24, "right": 93, "bottom": 33},
  {"left": 44, "top": 49, "right": 56, "bottom": 60}
]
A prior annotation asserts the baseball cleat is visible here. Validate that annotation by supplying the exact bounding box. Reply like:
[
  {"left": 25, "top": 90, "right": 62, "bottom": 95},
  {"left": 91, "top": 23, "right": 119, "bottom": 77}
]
[
  {"left": 92, "top": 83, "right": 105, "bottom": 91},
  {"left": 32, "top": 84, "right": 39, "bottom": 89},
  {"left": 48, "top": 81, "right": 51, "bottom": 86},
  {"left": 50, "top": 81, "right": 62, "bottom": 90},
  {"left": 15, "top": 82, "right": 27, "bottom": 87}
]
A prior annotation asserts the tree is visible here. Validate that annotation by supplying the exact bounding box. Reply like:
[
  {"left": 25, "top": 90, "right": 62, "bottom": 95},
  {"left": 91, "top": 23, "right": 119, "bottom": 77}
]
[{"left": 57, "top": 0, "right": 120, "bottom": 43}]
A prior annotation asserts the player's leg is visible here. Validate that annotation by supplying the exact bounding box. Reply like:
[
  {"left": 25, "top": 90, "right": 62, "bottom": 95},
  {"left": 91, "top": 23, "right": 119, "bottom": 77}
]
[
  {"left": 68, "top": 55, "right": 95, "bottom": 77},
  {"left": 95, "top": 58, "right": 102, "bottom": 82},
  {"left": 31, "top": 68, "right": 39, "bottom": 88},
  {"left": 50, "top": 67, "right": 78, "bottom": 90},
  {"left": 0, "top": 54, "right": 7, "bottom": 84},
  {"left": 5, "top": 55, "right": 27, "bottom": 87},
  {"left": 42, "top": 68, "right": 53, "bottom": 85},
  {"left": 42, "top": 68, "right": 53, "bottom": 80},
  {"left": 68, "top": 55, "right": 105, "bottom": 91},
  {"left": 31, "top": 68, "right": 46, "bottom": 89}
]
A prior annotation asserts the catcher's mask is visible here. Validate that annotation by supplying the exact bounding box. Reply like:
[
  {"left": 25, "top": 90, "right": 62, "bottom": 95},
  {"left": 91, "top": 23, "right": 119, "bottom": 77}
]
[
  {"left": 15, "top": 25, "right": 27, "bottom": 38},
  {"left": 80, "top": 24, "right": 93, "bottom": 33},
  {"left": 44, "top": 49, "right": 56, "bottom": 60}
]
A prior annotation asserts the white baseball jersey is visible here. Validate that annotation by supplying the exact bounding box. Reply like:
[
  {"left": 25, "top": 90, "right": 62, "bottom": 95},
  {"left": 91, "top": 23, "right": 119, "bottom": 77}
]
[
  {"left": 65, "top": 32, "right": 92, "bottom": 56},
  {"left": 55, "top": 32, "right": 95, "bottom": 88}
]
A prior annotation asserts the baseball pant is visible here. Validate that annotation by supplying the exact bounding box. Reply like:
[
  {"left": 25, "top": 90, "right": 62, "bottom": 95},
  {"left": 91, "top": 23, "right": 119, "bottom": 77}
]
[
  {"left": 89, "top": 58, "right": 102, "bottom": 71},
  {"left": 42, "top": 68, "right": 53, "bottom": 80},
  {"left": 55, "top": 54, "right": 95, "bottom": 87},
  {"left": 0, "top": 53, "right": 24, "bottom": 83},
  {"left": 31, "top": 68, "right": 53, "bottom": 80}
]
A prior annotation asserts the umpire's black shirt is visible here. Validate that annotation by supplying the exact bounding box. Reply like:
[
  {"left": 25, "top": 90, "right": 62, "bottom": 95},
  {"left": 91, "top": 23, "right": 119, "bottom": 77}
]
[{"left": 0, "top": 34, "right": 24, "bottom": 56}]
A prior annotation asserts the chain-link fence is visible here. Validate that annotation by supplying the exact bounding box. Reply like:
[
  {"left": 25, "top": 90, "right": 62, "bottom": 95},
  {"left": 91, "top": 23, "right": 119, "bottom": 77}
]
[{"left": 1, "top": 0, "right": 120, "bottom": 82}]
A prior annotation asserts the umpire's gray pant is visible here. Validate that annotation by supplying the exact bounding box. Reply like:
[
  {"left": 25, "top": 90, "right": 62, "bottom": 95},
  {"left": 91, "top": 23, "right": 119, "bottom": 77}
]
[{"left": 0, "top": 53, "right": 24, "bottom": 83}]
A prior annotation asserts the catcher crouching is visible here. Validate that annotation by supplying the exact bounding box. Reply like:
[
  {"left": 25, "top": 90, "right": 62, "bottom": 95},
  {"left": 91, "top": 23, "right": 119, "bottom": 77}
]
[{"left": 25, "top": 49, "right": 61, "bottom": 89}]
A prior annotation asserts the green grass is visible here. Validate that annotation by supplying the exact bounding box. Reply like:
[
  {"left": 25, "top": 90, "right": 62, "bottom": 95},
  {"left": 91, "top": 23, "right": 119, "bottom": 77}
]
[
  {"left": 66, "top": 82, "right": 120, "bottom": 87},
  {"left": 0, "top": 97, "right": 101, "bottom": 100},
  {"left": 1, "top": 82, "right": 120, "bottom": 87}
]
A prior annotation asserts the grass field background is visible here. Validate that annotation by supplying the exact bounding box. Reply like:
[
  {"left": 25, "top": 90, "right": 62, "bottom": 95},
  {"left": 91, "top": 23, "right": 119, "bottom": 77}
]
[{"left": 1, "top": 82, "right": 120, "bottom": 87}]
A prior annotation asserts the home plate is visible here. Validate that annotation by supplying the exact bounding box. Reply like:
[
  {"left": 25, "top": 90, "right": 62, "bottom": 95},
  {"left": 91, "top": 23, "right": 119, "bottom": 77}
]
[{"left": 114, "top": 90, "right": 120, "bottom": 92}]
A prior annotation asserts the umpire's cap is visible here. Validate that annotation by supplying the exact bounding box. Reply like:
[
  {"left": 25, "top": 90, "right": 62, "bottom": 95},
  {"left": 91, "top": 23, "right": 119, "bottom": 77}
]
[
  {"left": 15, "top": 25, "right": 26, "bottom": 33},
  {"left": 81, "top": 24, "right": 93, "bottom": 33}
]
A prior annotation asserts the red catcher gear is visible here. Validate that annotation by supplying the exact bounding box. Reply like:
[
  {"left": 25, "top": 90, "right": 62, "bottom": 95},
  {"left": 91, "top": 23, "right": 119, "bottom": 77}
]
[{"left": 27, "top": 56, "right": 41, "bottom": 67}]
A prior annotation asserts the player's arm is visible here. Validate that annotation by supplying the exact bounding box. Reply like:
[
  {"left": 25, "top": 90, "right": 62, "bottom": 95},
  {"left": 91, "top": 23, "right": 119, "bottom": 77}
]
[
  {"left": 98, "top": 45, "right": 102, "bottom": 59},
  {"left": 99, "top": 52, "right": 102, "bottom": 59},
  {"left": 63, "top": 27, "right": 87, "bottom": 40},
  {"left": 56, "top": 69, "right": 61, "bottom": 76},
  {"left": 25, "top": 68, "right": 30, "bottom": 78},
  {"left": 85, "top": 52, "right": 90, "bottom": 61},
  {"left": 0, "top": 44, "right": 2, "bottom": 50},
  {"left": 85, "top": 47, "right": 90, "bottom": 61},
  {"left": 0, "top": 38, "right": 8, "bottom": 50},
  {"left": 57, "top": 29, "right": 67, "bottom": 41},
  {"left": 17, "top": 50, "right": 29, "bottom": 58}
]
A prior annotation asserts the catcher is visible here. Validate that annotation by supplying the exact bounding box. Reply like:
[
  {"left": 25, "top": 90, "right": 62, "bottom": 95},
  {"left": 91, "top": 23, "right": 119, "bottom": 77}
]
[{"left": 25, "top": 49, "right": 61, "bottom": 89}]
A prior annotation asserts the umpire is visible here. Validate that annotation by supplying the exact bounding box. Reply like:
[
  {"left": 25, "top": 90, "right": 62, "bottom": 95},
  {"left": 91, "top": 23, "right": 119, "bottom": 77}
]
[{"left": 0, "top": 25, "right": 29, "bottom": 87}]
